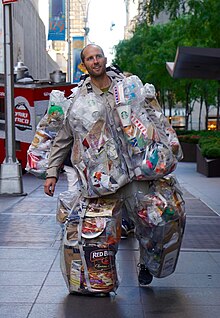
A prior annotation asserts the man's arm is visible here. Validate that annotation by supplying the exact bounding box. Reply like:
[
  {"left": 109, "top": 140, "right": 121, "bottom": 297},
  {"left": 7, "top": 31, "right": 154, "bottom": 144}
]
[
  {"left": 44, "top": 177, "right": 57, "bottom": 196},
  {"left": 44, "top": 118, "right": 73, "bottom": 196}
]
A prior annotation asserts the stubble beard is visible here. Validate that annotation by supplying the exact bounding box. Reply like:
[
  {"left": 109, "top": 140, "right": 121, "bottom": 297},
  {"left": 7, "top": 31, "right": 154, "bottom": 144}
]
[{"left": 86, "top": 64, "right": 106, "bottom": 79}]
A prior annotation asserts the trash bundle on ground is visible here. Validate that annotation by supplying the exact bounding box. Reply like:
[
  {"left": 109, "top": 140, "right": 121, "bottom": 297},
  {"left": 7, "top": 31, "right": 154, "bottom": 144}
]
[
  {"left": 25, "top": 90, "right": 71, "bottom": 178},
  {"left": 57, "top": 194, "right": 122, "bottom": 295}
]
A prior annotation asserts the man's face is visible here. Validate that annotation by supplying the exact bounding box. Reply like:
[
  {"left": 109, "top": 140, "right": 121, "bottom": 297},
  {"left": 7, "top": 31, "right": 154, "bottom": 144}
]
[{"left": 82, "top": 46, "right": 107, "bottom": 78}]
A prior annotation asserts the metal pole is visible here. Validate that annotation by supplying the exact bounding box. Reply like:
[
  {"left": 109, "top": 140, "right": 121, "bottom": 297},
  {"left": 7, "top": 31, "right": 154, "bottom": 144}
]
[
  {"left": 77, "top": 0, "right": 90, "bottom": 46},
  {"left": 84, "top": 0, "right": 90, "bottom": 45},
  {"left": 3, "top": 4, "right": 15, "bottom": 163},
  {"left": 0, "top": 3, "right": 24, "bottom": 195},
  {"left": 125, "top": 0, "right": 129, "bottom": 26},
  {"left": 67, "top": 0, "right": 71, "bottom": 82}
]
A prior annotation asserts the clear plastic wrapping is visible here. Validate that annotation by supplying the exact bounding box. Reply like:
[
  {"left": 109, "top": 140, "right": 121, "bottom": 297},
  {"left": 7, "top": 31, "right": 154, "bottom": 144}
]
[
  {"left": 134, "top": 175, "right": 186, "bottom": 278},
  {"left": 113, "top": 76, "right": 183, "bottom": 181},
  {"left": 56, "top": 190, "right": 81, "bottom": 224},
  {"left": 60, "top": 196, "right": 122, "bottom": 294},
  {"left": 26, "top": 90, "right": 72, "bottom": 178},
  {"left": 68, "top": 93, "right": 130, "bottom": 197}
]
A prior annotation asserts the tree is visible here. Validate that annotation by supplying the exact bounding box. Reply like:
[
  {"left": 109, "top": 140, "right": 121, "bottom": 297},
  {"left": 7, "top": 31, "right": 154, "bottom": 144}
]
[
  {"left": 113, "top": 17, "right": 196, "bottom": 129},
  {"left": 139, "top": 0, "right": 220, "bottom": 47},
  {"left": 139, "top": 0, "right": 188, "bottom": 23},
  {"left": 113, "top": 0, "right": 220, "bottom": 130}
]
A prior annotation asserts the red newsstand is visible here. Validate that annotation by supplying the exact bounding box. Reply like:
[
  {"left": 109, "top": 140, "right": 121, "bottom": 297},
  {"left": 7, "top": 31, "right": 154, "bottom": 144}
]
[{"left": 0, "top": 81, "right": 76, "bottom": 170}]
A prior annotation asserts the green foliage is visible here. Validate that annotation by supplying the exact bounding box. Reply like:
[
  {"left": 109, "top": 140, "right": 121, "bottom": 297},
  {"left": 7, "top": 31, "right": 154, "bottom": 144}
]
[
  {"left": 187, "top": 0, "right": 220, "bottom": 47},
  {"left": 140, "top": 0, "right": 188, "bottom": 23},
  {"left": 141, "top": 0, "right": 220, "bottom": 46},
  {"left": 113, "top": 0, "right": 220, "bottom": 130},
  {"left": 176, "top": 129, "right": 198, "bottom": 136},
  {"left": 199, "top": 137, "right": 220, "bottom": 159},
  {"left": 176, "top": 129, "right": 201, "bottom": 144},
  {"left": 176, "top": 130, "right": 220, "bottom": 145},
  {"left": 113, "top": 13, "right": 217, "bottom": 100},
  {"left": 177, "top": 134, "right": 200, "bottom": 144},
  {"left": 176, "top": 129, "right": 220, "bottom": 158},
  {"left": 177, "top": 130, "right": 220, "bottom": 158},
  {"left": 113, "top": 16, "right": 194, "bottom": 92}
]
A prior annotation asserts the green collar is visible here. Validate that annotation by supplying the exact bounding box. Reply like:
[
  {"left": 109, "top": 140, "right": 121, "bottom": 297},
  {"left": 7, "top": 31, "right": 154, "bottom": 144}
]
[{"left": 101, "top": 86, "right": 110, "bottom": 93}]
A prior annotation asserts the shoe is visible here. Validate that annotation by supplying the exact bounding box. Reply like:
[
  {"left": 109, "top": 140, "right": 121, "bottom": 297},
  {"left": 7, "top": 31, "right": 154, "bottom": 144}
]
[
  {"left": 70, "top": 291, "right": 110, "bottom": 297},
  {"left": 121, "top": 218, "right": 135, "bottom": 238},
  {"left": 138, "top": 264, "right": 153, "bottom": 286}
]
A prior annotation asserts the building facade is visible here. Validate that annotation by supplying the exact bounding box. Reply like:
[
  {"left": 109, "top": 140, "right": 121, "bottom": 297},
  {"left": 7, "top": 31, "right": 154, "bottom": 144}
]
[
  {"left": 0, "top": 0, "right": 58, "bottom": 80},
  {"left": 48, "top": 0, "right": 88, "bottom": 77},
  {"left": 124, "top": 0, "right": 140, "bottom": 39}
]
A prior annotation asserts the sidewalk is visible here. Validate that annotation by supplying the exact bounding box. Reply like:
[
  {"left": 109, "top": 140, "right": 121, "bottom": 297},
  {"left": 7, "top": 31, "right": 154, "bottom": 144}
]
[
  {"left": 0, "top": 162, "right": 220, "bottom": 318},
  {"left": 175, "top": 162, "right": 220, "bottom": 216}
]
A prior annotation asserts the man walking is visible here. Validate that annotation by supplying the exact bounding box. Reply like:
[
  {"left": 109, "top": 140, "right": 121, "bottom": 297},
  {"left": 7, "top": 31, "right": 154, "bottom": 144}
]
[{"left": 44, "top": 43, "right": 175, "bottom": 286}]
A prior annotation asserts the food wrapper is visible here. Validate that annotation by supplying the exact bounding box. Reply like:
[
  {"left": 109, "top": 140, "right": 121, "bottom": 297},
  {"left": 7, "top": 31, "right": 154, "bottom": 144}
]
[
  {"left": 25, "top": 90, "right": 72, "bottom": 178},
  {"left": 113, "top": 75, "right": 145, "bottom": 108},
  {"left": 113, "top": 76, "right": 183, "bottom": 180},
  {"left": 134, "top": 176, "right": 186, "bottom": 278},
  {"left": 69, "top": 93, "right": 106, "bottom": 132},
  {"left": 143, "top": 83, "right": 156, "bottom": 99},
  {"left": 62, "top": 244, "right": 119, "bottom": 294},
  {"left": 26, "top": 150, "right": 50, "bottom": 179},
  {"left": 140, "top": 141, "right": 177, "bottom": 179},
  {"left": 60, "top": 197, "right": 122, "bottom": 294},
  {"left": 56, "top": 190, "right": 81, "bottom": 224},
  {"left": 69, "top": 93, "right": 130, "bottom": 197}
]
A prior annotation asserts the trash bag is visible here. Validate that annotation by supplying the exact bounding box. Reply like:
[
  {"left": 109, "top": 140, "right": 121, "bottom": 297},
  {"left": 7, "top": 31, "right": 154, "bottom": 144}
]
[
  {"left": 113, "top": 76, "right": 183, "bottom": 180},
  {"left": 26, "top": 90, "right": 71, "bottom": 178},
  {"left": 134, "top": 175, "right": 186, "bottom": 278},
  {"left": 60, "top": 196, "right": 122, "bottom": 294}
]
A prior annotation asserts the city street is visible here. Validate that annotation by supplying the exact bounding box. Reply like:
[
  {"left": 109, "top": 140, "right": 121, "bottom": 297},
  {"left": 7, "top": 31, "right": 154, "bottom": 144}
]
[{"left": 0, "top": 162, "right": 220, "bottom": 318}]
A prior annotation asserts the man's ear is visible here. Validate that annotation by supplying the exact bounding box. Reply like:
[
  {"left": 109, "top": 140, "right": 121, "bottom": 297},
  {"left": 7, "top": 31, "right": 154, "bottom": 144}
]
[{"left": 78, "top": 62, "right": 87, "bottom": 73}]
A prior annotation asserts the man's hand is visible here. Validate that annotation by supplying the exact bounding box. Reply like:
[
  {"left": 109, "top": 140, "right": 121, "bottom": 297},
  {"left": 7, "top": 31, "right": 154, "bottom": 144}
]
[{"left": 44, "top": 177, "right": 57, "bottom": 196}]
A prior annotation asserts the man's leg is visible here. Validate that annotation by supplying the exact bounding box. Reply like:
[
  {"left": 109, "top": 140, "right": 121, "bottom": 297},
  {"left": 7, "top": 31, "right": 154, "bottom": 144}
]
[{"left": 121, "top": 181, "right": 153, "bottom": 286}]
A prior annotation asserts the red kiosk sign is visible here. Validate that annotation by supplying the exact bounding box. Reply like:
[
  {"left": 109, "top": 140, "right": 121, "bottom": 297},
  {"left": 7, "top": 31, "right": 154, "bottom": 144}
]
[{"left": 2, "top": 0, "right": 18, "bottom": 4}]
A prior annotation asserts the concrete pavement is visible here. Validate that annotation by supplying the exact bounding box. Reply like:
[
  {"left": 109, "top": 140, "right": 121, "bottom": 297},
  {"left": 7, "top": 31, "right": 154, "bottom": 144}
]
[
  {"left": 175, "top": 162, "right": 220, "bottom": 216},
  {"left": 0, "top": 162, "right": 220, "bottom": 318}
]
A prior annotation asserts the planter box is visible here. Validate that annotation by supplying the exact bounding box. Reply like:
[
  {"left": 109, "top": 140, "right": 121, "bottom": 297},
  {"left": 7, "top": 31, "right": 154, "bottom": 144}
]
[
  {"left": 196, "top": 145, "right": 220, "bottom": 177},
  {"left": 180, "top": 142, "right": 197, "bottom": 162}
]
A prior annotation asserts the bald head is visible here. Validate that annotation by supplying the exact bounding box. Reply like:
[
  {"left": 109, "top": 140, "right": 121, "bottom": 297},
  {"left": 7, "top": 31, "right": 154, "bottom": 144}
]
[{"left": 80, "top": 44, "right": 105, "bottom": 63}]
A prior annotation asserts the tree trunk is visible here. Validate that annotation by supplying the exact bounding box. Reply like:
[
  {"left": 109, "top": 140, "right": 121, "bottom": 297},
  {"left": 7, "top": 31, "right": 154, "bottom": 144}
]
[
  {"left": 217, "top": 83, "right": 220, "bottom": 130},
  {"left": 158, "top": 89, "right": 165, "bottom": 113},
  {"left": 185, "top": 83, "right": 191, "bottom": 131},
  {"left": 204, "top": 98, "right": 209, "bottom": 130},
  {"left": 198, "top": 96, "right": 203, "bottom": 131},
  {"left": 167, "top": 90, "right": 173, "bottom": 124}
]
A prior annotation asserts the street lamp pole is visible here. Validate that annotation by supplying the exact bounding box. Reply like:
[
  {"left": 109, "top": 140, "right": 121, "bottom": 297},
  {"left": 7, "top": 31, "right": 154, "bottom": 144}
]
[
  {"left": 78, "top": 0, "right": 90, "bottom": 46},
  {"left": 84, "top": 0, "right": 90, "bottom": 45},
  {"left": 67, "top": 0, "right": 71, "bottom": 82},
  {"left": 0, "top": 2, "right": 24, "bottom": 195},
  {"left": 66, "top": 0, "right": 90, "bottom": 81}
]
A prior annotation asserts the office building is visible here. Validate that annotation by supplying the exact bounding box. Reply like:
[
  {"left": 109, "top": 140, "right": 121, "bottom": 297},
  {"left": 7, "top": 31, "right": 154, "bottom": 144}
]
[{"left": 0, "top": 0, "right": 58, "bottom": 80}]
